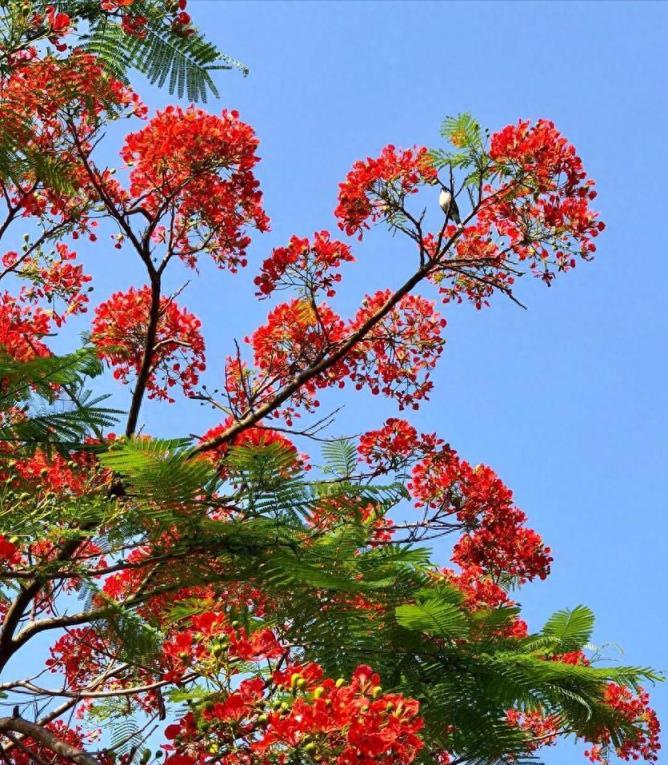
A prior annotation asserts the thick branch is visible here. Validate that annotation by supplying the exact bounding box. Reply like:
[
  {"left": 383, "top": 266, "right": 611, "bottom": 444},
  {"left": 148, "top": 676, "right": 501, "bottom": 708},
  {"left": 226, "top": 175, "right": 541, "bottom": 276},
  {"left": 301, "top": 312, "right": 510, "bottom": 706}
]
[
  {"left": 193, "top": 230, "right": 494, "bottom": 456},
  {"left": 125, "top": 276, "right": 162, "bottom": 437},
  {"left": 0, "top": 717, "right": 98, "bottom": 765},
  {"left": 0, "top": 536, "right": 92, "bottom": 672}
]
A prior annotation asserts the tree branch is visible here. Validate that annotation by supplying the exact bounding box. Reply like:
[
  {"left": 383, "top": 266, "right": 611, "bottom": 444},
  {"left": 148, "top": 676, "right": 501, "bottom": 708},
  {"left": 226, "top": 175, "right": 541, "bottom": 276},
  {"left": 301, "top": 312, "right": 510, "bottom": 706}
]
[{"left": 0, "top": 717, "right": 98, "bottom": 765}]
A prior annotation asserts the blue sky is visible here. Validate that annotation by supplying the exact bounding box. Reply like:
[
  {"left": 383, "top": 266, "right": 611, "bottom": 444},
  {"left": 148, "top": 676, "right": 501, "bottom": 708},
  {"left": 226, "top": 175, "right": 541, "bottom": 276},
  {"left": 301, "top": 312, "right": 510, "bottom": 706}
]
[{"left": 22, "top": 1, "right": 668, "bottom": 760}]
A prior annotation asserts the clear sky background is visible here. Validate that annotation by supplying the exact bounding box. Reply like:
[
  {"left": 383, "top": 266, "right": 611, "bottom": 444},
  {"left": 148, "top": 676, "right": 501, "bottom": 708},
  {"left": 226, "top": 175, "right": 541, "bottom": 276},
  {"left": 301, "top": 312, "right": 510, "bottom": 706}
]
[{"left": 32, "top": 1, "right": 668, "bottom": 761}]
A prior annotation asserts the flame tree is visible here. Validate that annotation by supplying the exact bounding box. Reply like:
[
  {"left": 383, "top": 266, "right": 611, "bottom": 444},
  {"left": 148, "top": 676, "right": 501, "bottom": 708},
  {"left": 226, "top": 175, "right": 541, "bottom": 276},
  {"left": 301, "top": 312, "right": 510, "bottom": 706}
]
[{"left": 0, "top": 4, "right": 660, "bottom": 765}]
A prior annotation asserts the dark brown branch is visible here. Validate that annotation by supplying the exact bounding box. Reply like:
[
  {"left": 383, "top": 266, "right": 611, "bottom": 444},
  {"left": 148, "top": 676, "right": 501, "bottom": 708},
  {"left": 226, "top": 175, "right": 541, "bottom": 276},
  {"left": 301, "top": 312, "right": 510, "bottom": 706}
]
[
  {"left": 0, "top": 717, "right": 98, "bottom": 765},
  {"left": 125, "top": 275, "right": 161, "bottom": 437},
  {"left": 0, "top": 534, "right": 94, "bottom": 672},
  {"left": 193, "top": 223, "right": 494, "bottom": 457}
]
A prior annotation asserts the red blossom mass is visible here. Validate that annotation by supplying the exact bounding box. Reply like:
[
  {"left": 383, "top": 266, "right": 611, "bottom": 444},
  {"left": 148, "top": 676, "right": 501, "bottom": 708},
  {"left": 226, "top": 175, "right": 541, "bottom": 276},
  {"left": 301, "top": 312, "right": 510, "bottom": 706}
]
[
  {"left": 358, "top": 417, "right": 442, "bottom": 472},
  {"left": 3, "top": 242, "right": 91, "bottom": 326},
  {"left": 90, "top": 286, "right": 206, "bottom": 401},
  {"left": 163, "top": 663, "right": 424, "bottom": 765},
  {"left": 335, "top": 145, "right": 436, "bottom": 238},
  {"left": 249, "top": 297, "right": 348, "bottom": 415},
  {"left": 120, "top": 106, "right": 269, "bottom": 270},
  {"left": 585, "top": 685, "right": 661, "bottom": 763},
  {"left": 254, "top": 230, "right": 354, "bottom": 298},
  {"left": 430, "top": 120, "right": 605, "bottom": 307},
  {"left": 0, "top": 52, "right": 145, "bottom": 217},
  {"left": 246, "top": 292, "right": 445, "bottom": 417},
  {"left": 0, "top": 534, "right": 20, "bottom": 566},
  {"left": 347, "top": 291, "right": 446, "bottom": 409},
  {"left": 0, "top": 292, "right": 52, "bottom": 361},
  {"left": 409, "top": 448, "right": 552, "bottom": 582},
  {"left": 0, "top": 56, "right": 659, "bottom": 765},
  {"left": 8, "top": 721, "right": 92, "bottom": 765}
]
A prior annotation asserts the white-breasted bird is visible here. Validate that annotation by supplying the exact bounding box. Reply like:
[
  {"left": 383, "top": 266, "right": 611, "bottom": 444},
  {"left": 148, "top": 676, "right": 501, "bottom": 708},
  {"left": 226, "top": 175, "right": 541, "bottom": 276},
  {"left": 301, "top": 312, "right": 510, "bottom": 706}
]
[{"left": 438, "top": 183, "right": 461, "bottom": 225}]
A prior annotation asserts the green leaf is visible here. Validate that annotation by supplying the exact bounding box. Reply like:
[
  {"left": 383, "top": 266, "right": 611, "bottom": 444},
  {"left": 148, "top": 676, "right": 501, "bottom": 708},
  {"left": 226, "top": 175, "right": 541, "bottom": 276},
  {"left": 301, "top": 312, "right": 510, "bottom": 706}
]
[
  {"left": 100, "top": 437, "right": 217, "bottom": 502},
  {"left": 440, "top": 113, "right": 483, "bottom": 149},
  {"left": 321, "top": 439, "right": 357, "bottom": 478},
  {"left": 543, "top": 605, "right": 595, "bottom": 652},
  {"left": 395, "top": 597, "right": 468, "bottom": 639}
]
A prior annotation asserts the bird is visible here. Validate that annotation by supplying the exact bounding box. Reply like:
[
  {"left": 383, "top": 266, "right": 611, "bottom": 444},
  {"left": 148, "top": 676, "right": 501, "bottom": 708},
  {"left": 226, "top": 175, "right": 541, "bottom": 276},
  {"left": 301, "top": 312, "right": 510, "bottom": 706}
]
[{"left": 438, "top": 183, "right": 461, "bottom": 225}]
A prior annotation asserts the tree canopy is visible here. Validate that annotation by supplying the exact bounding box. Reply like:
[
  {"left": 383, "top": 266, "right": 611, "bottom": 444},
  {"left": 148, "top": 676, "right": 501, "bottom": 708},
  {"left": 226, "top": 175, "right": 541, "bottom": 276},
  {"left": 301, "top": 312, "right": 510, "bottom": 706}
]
[{"left": 0, "top": 3, "right": 660, "bottom": 765}]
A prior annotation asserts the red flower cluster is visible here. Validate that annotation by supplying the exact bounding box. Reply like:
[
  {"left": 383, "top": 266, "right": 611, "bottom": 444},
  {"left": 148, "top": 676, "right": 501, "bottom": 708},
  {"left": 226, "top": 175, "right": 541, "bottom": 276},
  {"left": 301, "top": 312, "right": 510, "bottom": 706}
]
[
  {"left": 44, "top": 5, "right": 72, "bottom": 36},
  {"left": 25, "top": 0, "right": 191, "bottom": 48},
  {"left": 358, "top": 418, "right": 442, "bottom": 472},
  {"left": 416, "top": 120, "right": 606, "bottom": 309},
  {"left": 100, "top": 0, "right": 136, "bottom": 8},
  {"left": 255, "top": 230, "right": 354, "bottom": 298},
  {"left": 433, "top": 120, "right": 604, "bottom": 308},
  {"left": 90, "top": 286, "right": 206, "bottom": 402},
  {"left": 164, "top": 664, "right": 423, "bottom": 765},
  {"left": 7, "top": 446, "right": 105, "bottom": 499},
  {"left": 409, "top": 449, "right": 552, "bottom": 581},
  {"left": 249, "top": 298, "right": 347, "bottom": 413},
  {"left": 556, "top": 650, "right": 590, "bottom": 666},
  {"left": 120, "top": 106, "right": 269, "bottom": 271},
  {"left": 26, "top": 7, "right": 72, "bottom": 52},
  {"left": 98, "top": 0, "right": 148, "bottom": 38},
  {"left": 490, "top": 119, "right": 591, "bottom": 194},
  {"left": 506, "top": 709, "right": 559, "bottom": 751},
  {"left": 9, "top": 721, "right": 91, "bottom": 765},
  {"left": 348, "top": 291, "right": 446, "bottom": 410},
  {"left": 585, "top": 685, "right": 661, "bottom": 763},
  {"left": 429, "top": 224, "right": 513, "bottom": 309},
  {"left": 487, "top": 119, "right": 604, "bottom": 266},
  {"left": 0, "top": 53, "right": 145, "bottom": 231},
  {"left": 0, "top": 534, "right": 20, "bottom": 566},
  {"left": 160, "top": 612, "right": 283, "bottom": 683},
  {"left": 0, "top": 292, "right": 51, "bottom": 361},
  {"left": 441, "top": 565, "right": 513, "bottom": 610},
  {"left": 4, "top": 242, "right": 91, "bottom": 327},
  {"left": 46, "top": 628, "right": 109, "bottom": 690},
  {"left": 335, "top": 145, "right": 436, "bottom": 238},
  {"left": 439, "top": 566, "right": 528, "bottom": 638},
  {"left": 199, "top": 417, "right": 302, "bottom": 474},
  {"left": 248, "top": 293, "right": 445, "bottom": 418}
]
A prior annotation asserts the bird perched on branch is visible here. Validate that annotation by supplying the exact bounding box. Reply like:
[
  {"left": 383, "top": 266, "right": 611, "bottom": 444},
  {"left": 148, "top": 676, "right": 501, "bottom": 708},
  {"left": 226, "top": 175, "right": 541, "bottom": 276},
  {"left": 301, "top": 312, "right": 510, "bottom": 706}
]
[{"left": 437, "top": 183, "right": 461, "bottom": 225}]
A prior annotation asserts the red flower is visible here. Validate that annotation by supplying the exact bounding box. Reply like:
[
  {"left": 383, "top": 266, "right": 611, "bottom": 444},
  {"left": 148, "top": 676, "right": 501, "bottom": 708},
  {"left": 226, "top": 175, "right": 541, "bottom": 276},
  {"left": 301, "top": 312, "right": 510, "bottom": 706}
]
[
  {"left": 255, "top": 230, "right": 354, "bottom": 298},
  {"left": 506, "top": 709, "right": 559, "bottom": 751},
  {"left": 431, "top": 120, "right": 604, "bottom": 308},
  {"left": 410, "top": 449, "right": 552, "bottom": 582},
  {"left": 0, "top": 292, "right": 52, "bottom": 361},
  {"left": 8, "top": 242, "right": 92, "bottom": 327},
  {"left": 347, "top": 291, "right": 446, "bottom": 410},
  {"left": 0, "top": 534, "right": 20, "bottom": 566},
  {"left": 91, "top": 286, "right": 206, "bottom": 402},
  {"left": 358, "top": 418, "right": 442, "bottom": 472},
  {"left": 335, "top": 145, "right": 436, "bottom": 238},
  {"left": 584, "top": 684, "right": 661, "bottom": 762},
  {"left": 45, "top": 5, "right": 72, "bottom": 35},
  {"left": 121, "top": 106, "right": 269, "bottom": 271},
  {"left": 249, "top": 298, "right": 348, "bottom": 416}
]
